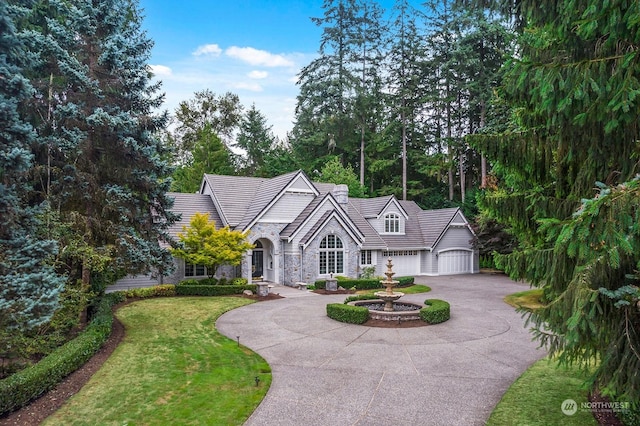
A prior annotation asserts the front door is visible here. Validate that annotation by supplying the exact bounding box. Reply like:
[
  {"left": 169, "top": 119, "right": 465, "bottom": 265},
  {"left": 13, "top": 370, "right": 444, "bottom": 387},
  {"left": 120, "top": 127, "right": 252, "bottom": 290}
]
[{"left": 252, "top": 248, "right": 264, "bottom": 278}]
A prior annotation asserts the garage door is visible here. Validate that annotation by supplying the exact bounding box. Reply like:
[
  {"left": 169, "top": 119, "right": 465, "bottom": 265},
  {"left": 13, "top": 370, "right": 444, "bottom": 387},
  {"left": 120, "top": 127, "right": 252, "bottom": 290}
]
[
  {"left": 438, "top": 250, "right": 472, "bottom": 275},
  {"left": 383, "top": 251, "right": 420, "bottom": 276}
]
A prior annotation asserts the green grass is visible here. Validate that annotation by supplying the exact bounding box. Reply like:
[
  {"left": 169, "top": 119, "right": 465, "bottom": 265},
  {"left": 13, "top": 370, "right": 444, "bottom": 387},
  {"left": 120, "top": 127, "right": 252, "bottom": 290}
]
[
  {"left": 356, "top": 284, "right": 431, "bottom": 295},
  {"left": 504, "top": 288, "right": 545, "bottom": 311},
  {"left": 43, "top": 297, "right": 271, "bottom": 426},
  {"left": 487, "top": 357, "right": 597, "bottom": 426}
]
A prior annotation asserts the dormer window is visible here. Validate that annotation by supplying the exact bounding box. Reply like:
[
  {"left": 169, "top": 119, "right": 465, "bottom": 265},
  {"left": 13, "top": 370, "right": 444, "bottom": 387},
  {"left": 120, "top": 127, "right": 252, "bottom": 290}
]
[{"left": 384, "top": 213, "right": 400, "bottom": 233}]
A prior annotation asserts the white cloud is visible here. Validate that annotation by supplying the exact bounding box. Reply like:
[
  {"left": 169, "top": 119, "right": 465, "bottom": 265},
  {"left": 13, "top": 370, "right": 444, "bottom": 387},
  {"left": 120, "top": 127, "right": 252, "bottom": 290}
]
[
  {"left": 149, "top": 64, "right": 172, "bottom": 77},
  {"left": 192, "top": 43, "right": 222, "bottom": 57},
  {"left": 225, "top": 46, "right": 294, "bottom": 67},
  {"left": 231, "top": 81, "right": 263, "bottom": 92},
  {"left": 248, "top": 70, "right": 268, "bottom": 79}
]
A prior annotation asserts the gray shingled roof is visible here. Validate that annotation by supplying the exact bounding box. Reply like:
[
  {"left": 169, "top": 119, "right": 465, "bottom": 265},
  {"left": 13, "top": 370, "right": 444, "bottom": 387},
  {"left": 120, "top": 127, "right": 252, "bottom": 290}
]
[
  {"left": 166, "top": 192, "right": 221, "bottom": 239},
  {"left": 349, "top": 195, "right": 396, "bottom": 218},
  {"left": 202, "top": 174, "right": 266, "bottom": 227},
  {"left": 345, "top": 201, "right": 387, "bottom": 249},
  {"left": 416, "top": 207, "right": 461, "bottom": 247},
  {"left": 237, "top": 170, "right": 303, "bottom": 230}
]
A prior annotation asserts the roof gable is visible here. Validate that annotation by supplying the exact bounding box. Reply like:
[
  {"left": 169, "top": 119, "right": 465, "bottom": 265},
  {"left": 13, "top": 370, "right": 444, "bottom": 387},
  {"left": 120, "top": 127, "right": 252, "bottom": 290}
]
[
  {"left": 282, "top": 193, "right": 364, "bottom": 244},
  {"left": 299, "top": 209, "right": 365, "bottom": 249},
  {"left": 417, "top": 207, "right": 465, "bottom": 248},
  {"left": 379, "top": 197, "right": 409, "bottom": 219},
  {"left": 240, "top": 170, "right": 319, "bottom": 230}
]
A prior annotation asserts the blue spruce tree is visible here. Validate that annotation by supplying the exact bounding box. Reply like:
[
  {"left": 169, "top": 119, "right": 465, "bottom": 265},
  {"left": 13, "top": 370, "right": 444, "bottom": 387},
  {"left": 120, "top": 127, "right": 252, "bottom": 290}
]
[
  {"left": 0, "top": 1, "right": 64, "bottom": 345},
  {"left": 24, "top": 0, "right": 177, "bottom": 291}
]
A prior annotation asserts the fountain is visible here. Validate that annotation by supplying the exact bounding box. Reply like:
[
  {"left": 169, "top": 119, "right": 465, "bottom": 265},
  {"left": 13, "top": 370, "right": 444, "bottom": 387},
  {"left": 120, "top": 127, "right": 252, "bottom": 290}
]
[
  {"left": 348, "top": 258, "right": 423, "bottom": 322},
  {"left": 375, "top": 258, "right": 404, "bottom": 311}
]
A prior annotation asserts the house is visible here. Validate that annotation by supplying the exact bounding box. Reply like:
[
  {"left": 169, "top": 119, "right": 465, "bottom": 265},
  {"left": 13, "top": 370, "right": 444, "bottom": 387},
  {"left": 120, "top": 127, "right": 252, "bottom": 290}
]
[{"left": 112, "top": 170, "right": 478, "bottom": 291}]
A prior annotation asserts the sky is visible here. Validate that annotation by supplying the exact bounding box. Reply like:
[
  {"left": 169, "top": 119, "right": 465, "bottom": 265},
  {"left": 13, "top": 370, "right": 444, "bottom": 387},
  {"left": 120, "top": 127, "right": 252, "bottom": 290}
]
[{"left": 138, "top": 0, "right": 396, "bottom": 140}]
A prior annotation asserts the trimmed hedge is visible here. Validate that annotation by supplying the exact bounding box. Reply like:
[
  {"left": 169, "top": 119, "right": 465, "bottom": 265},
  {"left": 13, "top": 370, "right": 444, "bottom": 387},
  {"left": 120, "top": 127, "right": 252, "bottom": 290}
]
[
  {"left": 315, "top": 276, "right": 414, "bottom": 291},
  {"left": 178, "top": 278, "right": 249, "bottom": 286},
  {"left": 117, "top": 284, "right": 176, "bottom": 299},
  {"left": 343, "top": 294, "right": 380, "bottom": 304},
  {"left": 175, "top": 284, "right": 257, "bottom": 296},
  {"left": 0, "top": 296, "right": 115, "bottom": 416},
  {"left": 326, "top": 303, "right": 369, "bottom": 324},
  {"left": 420, "top": 299, "right": 450, "bottom": 324}
]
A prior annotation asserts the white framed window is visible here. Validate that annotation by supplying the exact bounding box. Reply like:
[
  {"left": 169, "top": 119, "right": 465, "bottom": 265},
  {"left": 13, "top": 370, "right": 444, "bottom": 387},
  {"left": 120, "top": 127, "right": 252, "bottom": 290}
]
[
  {"left": 382, "top": 250, "right": 418, "bottom": 257},
  {"left": 319, "top": 234, "right": 344, "bottom": 274},
  {"left": 185, "top": 263, "right": 207, "bottom": 277},
  {"left": 360, "top": 250, "right": 372, "bottom": 265},
  {"left": 384, "top": 213, "right": 400, "bottom": 233}
]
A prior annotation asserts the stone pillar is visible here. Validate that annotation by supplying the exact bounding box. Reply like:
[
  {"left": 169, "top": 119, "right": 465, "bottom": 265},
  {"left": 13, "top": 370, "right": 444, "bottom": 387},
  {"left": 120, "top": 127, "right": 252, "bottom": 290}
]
[
  {"left": 256, "top": 282, "right": 269, "bottom": 297},
  {"left": 326, "top": 277, "right": 338, "bottom": 291}
]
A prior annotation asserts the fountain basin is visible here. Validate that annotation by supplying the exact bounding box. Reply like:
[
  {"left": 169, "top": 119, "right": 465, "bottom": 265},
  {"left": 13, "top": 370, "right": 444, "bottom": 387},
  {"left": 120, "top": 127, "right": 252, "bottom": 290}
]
[{"left": 348, "top": 299, "right": 425, "bottom": 322}]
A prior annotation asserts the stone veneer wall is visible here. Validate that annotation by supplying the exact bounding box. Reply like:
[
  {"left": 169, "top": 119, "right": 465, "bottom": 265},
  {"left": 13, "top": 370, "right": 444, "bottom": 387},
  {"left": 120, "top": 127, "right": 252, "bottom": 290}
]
[
  {"left": 244, "top": 223, "right": 287, "bottom": 283},
  {"left": 298, "top": 217, "right": 360, "bottom": 285}
]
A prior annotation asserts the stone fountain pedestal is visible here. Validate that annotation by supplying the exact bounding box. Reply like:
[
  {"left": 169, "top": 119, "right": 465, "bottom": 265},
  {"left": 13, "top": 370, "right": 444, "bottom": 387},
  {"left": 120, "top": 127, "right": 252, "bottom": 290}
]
[{"left": 374, "top": 258, "right": 404, "bottom": 311}]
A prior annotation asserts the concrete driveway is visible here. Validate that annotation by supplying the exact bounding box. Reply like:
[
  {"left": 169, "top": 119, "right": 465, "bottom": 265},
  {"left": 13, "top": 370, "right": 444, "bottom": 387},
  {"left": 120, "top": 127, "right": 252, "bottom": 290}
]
[{"left": 216, "top": 274, "right": 546, "bottom": 426}]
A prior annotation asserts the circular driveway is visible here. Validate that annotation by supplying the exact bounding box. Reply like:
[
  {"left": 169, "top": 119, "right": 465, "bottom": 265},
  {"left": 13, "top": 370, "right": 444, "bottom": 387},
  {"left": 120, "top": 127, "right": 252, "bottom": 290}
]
[{"left": 217, "top": 274, "right": 546, "bottom": 426}]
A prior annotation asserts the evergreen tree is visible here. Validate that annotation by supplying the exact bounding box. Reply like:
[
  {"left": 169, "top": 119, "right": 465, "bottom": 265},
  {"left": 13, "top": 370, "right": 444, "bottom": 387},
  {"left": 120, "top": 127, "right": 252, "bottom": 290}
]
[
  {"left": 0, "top": 0, "right": 64, "bottom": 346},
  {"left": 171, "top": 126, "right": 234, "bottom": 193},
  {"left": 291, "top": 0, "right": 363, "bottom": 174},
  {"left": 386, "top": 0, "right": 427, "bottom": 200},
  {"left": 465, "top": 0, "right": 640, "bottom": 402},
  {"left": 24, "top": 0, "right": 177, "bottom": 287},
  {"left": 318, "top": 157, "right": 367, "bottom": 197},
  {"left": 235, "top": 104, "right": 277, "bottom": 177},
  {"left": 352, "top": 0, "right": 386, "bottom": 187}
]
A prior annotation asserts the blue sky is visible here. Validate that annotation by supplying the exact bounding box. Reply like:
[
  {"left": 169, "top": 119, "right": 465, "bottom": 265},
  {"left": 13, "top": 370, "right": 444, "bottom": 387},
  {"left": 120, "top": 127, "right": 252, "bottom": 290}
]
[{"left": 139, "top": 0, "right": 396, "bottom": 139}]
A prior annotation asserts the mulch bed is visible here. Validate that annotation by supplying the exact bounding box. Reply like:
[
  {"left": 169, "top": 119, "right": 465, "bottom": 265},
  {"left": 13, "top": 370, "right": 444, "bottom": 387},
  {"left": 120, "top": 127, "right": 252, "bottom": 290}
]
[{"left": 588, "top": 391, "right": 625, "bottom": 426}]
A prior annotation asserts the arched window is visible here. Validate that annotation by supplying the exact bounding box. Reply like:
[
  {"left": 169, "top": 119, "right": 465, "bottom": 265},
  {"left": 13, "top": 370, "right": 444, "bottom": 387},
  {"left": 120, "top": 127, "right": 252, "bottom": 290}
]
[
  {"left": 384, "top": 213, "right": 400, "bottom": 233},
  {"left": 319, "top": 234, "right": 344, "bottom": 274}
]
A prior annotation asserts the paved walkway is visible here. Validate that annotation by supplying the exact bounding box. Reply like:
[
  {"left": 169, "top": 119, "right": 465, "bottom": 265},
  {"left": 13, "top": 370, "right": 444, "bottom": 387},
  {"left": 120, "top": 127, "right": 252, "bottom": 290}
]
[{"left": 217, "top": 274, "right": 546, "bottom": 426}]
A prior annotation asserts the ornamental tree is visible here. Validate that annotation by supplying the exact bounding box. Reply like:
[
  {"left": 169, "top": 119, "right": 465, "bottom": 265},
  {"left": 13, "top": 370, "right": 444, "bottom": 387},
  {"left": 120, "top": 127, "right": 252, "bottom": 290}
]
[{"left": 171, "top": 213, "right": 254, "bottom": 279}]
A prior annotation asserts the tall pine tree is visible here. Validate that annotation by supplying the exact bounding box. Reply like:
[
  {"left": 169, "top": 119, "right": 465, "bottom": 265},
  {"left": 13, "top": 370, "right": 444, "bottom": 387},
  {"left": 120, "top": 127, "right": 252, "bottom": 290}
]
[{"left": 466, "top": 0, "right": 640, "bottom": 402}]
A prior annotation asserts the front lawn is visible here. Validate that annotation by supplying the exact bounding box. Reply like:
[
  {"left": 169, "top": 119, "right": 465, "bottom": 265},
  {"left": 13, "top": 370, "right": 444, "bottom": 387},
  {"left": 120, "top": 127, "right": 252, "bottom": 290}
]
[
  {"left": 487, "top": 357, "right": 597, "bottom": 426},
  {"left": 43, "top": 297, "right": 270, "bottom": 426}
]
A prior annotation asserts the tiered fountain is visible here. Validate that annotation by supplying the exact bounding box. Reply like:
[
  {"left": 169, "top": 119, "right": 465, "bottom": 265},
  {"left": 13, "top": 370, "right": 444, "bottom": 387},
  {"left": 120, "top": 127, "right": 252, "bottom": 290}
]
[
  {"left": 375, "top": 258, "right": 404, "bottom": 311},
  {"left": 349, "top": 258, "right": 423, "bottom": 322}
]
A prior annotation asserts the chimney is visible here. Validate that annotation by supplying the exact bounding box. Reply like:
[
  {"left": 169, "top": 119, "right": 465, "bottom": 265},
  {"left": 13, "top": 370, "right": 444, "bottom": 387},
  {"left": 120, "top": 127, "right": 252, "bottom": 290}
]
[{"left": 333, "top": 184, "right": 349, "bottom": 206}]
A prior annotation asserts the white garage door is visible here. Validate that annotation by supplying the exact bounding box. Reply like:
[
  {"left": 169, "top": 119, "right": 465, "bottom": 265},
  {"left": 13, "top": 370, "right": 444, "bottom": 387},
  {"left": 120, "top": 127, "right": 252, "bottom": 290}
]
[
  {"left": 383, "top": 251, "right": 420, "bottom": 276},
  {"left": 438, "top": 250, "right": 472, "bottom": 275}
]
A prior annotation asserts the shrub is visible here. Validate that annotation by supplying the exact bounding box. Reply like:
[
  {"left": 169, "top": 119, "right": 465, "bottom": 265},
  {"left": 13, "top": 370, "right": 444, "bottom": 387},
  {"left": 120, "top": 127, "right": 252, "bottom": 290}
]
[
  {"left": 0, "top": 296, "right": 115, "bottom": 416},
  {"left": 231, "top": 278, "right": 248, "bottom": 286},
  {"left": 360, "top": 265, "right": 376, "bottom": 279},
  {"left": 397, "top": 276, "right": 414, "bottom": 286},
  {"left": 175, "top": 284, "right": 257, "bottom": 296},
  {"left": 343, "top": 294, "right": 380, "bottom": 304},
  {"left": 420, "top": 299, "right": 450, "bottom": 324},
  {"left": 119, "top": 285, "right": 176, "bottom": 299},
  {"left": 315, "top": 276, "right": 414, "bottom": 290},
  {"left": 177, "top": 279, "right": 200, "bottom": 286},
  {"left": 326, "top": 303, "right": 369, "bottom": 324}
]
